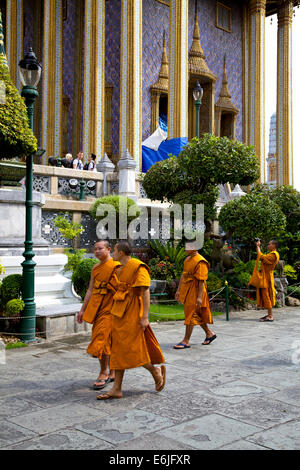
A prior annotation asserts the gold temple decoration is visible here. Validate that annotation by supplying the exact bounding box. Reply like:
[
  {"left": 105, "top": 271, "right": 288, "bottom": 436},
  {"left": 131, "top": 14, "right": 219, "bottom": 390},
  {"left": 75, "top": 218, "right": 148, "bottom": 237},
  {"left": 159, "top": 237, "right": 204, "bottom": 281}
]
[
  {"left": 151, "top": 31, "right": 169, "bottom": 94},
  {"left": 188, "top": 2, "right": 217, "bottom": 83},
  {"left": 215, "top": 55, "right": 238, "bottom": 114}
]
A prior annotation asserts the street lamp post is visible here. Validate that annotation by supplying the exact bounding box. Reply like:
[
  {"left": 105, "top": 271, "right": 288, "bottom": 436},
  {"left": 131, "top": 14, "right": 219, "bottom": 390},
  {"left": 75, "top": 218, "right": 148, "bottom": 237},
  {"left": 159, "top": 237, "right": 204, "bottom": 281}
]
[
  {"left": 18, "top": 48, "right": 42, "bottom": 343},
  {"left": 193, "top": 81, "right": 203, "bottom": 139}
]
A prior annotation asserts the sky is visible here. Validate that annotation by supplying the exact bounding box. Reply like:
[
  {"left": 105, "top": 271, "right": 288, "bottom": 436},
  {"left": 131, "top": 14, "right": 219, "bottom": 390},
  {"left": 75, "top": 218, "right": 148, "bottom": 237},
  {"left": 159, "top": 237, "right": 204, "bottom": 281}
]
[{"left": 265, "top": 9, "right": 300, "bottom": 190}]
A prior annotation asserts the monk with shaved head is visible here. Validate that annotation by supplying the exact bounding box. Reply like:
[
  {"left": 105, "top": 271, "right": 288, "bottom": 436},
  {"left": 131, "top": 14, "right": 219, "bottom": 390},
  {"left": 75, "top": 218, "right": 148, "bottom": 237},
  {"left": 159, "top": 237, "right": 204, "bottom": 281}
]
[
  {"left": 77, "top": 240, "right": 120, "bottom": 390},
  {"left": 97, "top": 241, "right": 166, "bottom": 400}
]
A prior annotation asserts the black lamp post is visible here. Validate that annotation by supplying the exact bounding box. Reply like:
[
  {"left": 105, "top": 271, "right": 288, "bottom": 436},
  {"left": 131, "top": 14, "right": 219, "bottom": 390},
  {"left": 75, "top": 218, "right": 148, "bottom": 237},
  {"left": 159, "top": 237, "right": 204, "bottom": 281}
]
[
  {"left": 193, "top": 81, "right": 203, "bottom": 138},
  {"left": 18, "top": 48, "right": 42, "bottom": 343}
]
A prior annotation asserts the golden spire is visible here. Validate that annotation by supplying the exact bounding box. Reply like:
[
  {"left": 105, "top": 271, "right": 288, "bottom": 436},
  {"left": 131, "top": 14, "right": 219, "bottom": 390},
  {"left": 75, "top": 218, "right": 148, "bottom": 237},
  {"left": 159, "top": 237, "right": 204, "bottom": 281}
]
[
  {"left": 0, "top": 9, "right": 8, "bottom": 69},
  {"left": 189, "top": 1, "right": 217, "bottom": 81},
  {"left": 216, "top": 55, "right": 238, "bottom": 113},
  {"left": 151, "top": 31, "right": 169, "bottom": 93},
  {"left": 219, "top": 54, "right": 231, "bottom": 99}
]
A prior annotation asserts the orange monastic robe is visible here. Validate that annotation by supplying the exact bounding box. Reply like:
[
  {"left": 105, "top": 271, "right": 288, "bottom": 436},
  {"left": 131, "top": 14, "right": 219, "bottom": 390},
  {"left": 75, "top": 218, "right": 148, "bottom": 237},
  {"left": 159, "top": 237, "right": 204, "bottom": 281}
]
[
  {"left": 110, "top": 258, "right": 165, "bottom": 370},
  {"left": 256, "top": 250, "right": 280, "bottom": 309},
  {"left": 83, "top": 258, "right": 120, "bottom": 359},
  {"left": 178, "top": 253, "right": 212, "bottom": 326}
]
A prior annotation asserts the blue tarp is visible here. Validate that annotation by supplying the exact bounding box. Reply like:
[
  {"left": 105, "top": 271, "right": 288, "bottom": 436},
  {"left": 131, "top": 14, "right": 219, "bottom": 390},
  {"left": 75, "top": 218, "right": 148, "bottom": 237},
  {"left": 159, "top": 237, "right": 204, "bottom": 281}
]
[{"left": 142, "top": 137, "right": 188, "bottom": 173}]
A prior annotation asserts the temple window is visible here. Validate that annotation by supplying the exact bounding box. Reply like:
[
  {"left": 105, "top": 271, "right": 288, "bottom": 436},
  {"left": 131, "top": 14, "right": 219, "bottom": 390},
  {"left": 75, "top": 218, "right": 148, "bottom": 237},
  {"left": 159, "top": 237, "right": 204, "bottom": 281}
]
[{"left": 216, "top": 2, "right": 232, "bottom": 33}]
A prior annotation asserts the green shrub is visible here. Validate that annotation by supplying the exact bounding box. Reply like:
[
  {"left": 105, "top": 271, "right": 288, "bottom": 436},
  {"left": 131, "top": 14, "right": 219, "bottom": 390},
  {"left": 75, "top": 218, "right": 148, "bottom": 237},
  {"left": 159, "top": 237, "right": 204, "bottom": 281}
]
[
  {"left": 233, "top": 260, "right": 256, "bottom": 275},
  {"left": 287, "top": 286, "right": 300, "bottom": 299},
  {"left": 5, "top": 342, "right": 28, "bottom": 350},
  {"left": 5, "top": 299, "right": 25, "bottom": 317},
  {"left": 206, "top": 272, "right": 223, "bottom": 293},
  {"left": 237, "top": 272, "right": 251, "bottom": 287},
  {"left": 0, "top": 274, "right": 23, "bottom": 307},
  {"left": 0, "top": 61, "right": 37, "bottom": 159},
  {"left": 90, "top": 196, "right": 140, "bottom": 227},
  {"left": 149, "top": 240, "right": 187, "bottom": 274},
  {"left": 63, "top": 248, "right": 86, "bottom": 273},
  {"left": 283, "top": 264, "right": 297, "bottom": 281},
  {"left": 54, "top": 213, "right": 84, "bottom": 248},
  {"left": 72, "top": 258, "right": 98, "bottom": 300},
  {"left": 148, "top": 257, "right": 181, "bottom": 281}
]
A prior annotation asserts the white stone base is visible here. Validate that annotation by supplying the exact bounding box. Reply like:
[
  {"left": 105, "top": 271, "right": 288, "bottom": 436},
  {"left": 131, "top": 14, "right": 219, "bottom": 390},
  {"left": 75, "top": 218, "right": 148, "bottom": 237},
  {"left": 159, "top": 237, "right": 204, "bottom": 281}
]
[{"left": 0, "top": 254, "right": 81, "bottom": 308}]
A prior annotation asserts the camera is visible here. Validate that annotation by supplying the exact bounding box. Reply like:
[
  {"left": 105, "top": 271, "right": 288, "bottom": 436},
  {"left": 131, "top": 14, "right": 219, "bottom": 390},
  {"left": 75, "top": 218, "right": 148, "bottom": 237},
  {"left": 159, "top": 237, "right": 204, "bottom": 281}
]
[{"left": 254, "top": 238, "right": 261, "bottom": 243}]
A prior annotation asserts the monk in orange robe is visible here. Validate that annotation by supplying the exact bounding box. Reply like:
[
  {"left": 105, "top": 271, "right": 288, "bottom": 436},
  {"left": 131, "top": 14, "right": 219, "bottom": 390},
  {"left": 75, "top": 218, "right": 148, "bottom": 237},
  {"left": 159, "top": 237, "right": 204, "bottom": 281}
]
[
  {"left": 255, "top": 239, "right": 280, "bottom": 322},
  {"left": 97, "top": 241, "right": 166, "bottom": 400},
  {"left": 174, "top": 242, "right": 216, "bottom": 349},
  {"left": 77, "top": 240, "right": 120, "bottom": 390}
]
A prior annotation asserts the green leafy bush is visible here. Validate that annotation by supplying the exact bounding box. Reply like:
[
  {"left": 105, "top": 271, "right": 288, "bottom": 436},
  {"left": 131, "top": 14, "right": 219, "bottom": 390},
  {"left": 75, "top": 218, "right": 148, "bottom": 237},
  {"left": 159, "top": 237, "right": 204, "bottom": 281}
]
[
  {"left": 5, "top": 299, "right": 25, "bottom": 317},
  {"left": 206, "top": 272, "right": 223, "bottom": 293},
  {"left": 149, "top": 240, "right": 187, "bottom": 274},
  {"left": 233, "top": 260, "right": 256, "bottom": 275},
  {"left": 283, "top": 264, "right": 297, "bottom": 281},
  {"left": 90, "top": 195, "right": 140, "bottom": 222},
  {"left": 237, "top": 272, "right": 251, "bottom": 287},
  {"left": 0, "top": 274, "right": 23, "bottom": 308},
  {"left": 54, "top": 213, "right": 84, "bottom": 248},
  {"left": 287, "top": 286, "right": 300, "bottom": 299},
  {"left": 63, "top": 248, "right": 86, "bottom": 273},
  {"left": 72, "top": 258, "right": 98, "bottom": 300},
  {"left": 148, "top": 257, "right": 181, "bottom": 281},
  {"left": 0, "top": 61, "right": 37, "bottom": 159}
]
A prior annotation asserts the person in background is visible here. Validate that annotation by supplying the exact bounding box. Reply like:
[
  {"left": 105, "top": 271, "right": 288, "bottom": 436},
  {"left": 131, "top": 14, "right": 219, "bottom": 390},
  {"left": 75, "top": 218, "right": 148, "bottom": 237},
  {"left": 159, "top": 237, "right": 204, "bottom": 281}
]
[
  {"left": 173, "top": 242, "right": 216, "bottom": 349},
  {"left": 77, "top": 240, "right": 119, "bottom": 390},
  {"left": 84, "top": 153, "right": 97, "bottom": 172},
  {"left": 73, "top": 151, "right": 84, "bottom": 170},
  {"left": 255, "top": 239, "right": 280, "bottom": 322},
  {"left": 61, "top": 153, "right": 73, "bottom": 169}
]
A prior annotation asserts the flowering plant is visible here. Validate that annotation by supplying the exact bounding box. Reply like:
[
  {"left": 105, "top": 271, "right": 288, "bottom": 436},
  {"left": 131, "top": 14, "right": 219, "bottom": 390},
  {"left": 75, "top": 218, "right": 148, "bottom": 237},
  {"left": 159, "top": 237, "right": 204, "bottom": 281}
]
[{"left": 148, "top": 257, "right": 181, "bottom": 281}]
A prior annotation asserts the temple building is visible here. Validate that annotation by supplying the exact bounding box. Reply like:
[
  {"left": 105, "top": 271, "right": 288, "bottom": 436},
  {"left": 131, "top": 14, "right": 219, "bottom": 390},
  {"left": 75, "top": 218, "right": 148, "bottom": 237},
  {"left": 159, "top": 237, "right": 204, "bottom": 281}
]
[{"left": 0, "top": 0, "right": 298, "bottom": 186}]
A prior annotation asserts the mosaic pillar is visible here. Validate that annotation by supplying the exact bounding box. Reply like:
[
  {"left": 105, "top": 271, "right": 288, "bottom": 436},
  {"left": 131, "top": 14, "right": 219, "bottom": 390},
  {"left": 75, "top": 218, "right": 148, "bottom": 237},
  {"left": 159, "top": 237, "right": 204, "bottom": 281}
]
[
  {"left": 248, "top": 0, "right": 266, "bottom": 183},
  {"left": 82, "top": 0, "right": 105, "bottom": 160},
  {"left": 276, "top": 0, "right": 293, "bottom": 186},
  {"left": 168, "top": 0, "right": 188, "bottom": 139},
  {"left": 6, "top": 0, "right": 23, "bottom": 90},
  {"left": 119, "top": 0, "right": 143, "bottom": 168},
  {"left": 41, "top": 0, "right": 63, "bottom": 161},
  {"left": 242, "top": 3, "right": 249, "bottom": 144}
]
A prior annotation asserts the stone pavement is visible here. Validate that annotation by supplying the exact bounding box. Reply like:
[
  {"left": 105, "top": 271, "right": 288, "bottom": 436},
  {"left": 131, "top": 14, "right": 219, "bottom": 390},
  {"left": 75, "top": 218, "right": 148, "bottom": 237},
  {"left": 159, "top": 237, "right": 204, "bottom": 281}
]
[{"left": 1, "top": 306, "right": 300, "bottom": 450}]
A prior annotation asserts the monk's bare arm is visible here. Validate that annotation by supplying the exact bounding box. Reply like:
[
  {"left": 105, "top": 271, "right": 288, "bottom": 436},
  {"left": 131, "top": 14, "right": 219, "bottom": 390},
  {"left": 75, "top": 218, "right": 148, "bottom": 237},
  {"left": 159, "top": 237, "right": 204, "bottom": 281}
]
[
  {"left": 196, "top": 281, "right": 204, "bottom": 310},
  {"left": 77, "top": 274, "right": 94, "bottom": 323},
  {"left": 140, "top": 286, "right": 150, "bottom": 331},
  {"left": 175, "top": 275, "right": 184, "bottom": 301}
]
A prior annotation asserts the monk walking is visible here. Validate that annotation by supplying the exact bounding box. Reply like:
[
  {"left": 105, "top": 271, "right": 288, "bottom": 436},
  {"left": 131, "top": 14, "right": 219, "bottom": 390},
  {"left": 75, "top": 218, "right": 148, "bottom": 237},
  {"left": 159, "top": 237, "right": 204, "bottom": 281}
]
[
  {"left": 174, "top": 242, "right": 216, "bottom": 349},
  {"left": 255, "top": 239, "right": 280, "bottom": 322},
  {"left": 77, "top": 240, "right": 120, "bottom": 390},
  {"left": 97, "top": 241, "right": 166, "bottom": 400}
]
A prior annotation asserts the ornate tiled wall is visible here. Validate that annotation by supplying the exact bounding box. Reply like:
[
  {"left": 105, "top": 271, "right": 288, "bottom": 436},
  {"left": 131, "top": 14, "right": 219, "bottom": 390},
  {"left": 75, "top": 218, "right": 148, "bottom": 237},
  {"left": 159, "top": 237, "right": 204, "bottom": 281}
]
[
  {"left": 142, "top": 0, "right": 244, "bottom": 142},
  {"left": 23, "top": 0, "right": 34, "bottom": 54},
  {"left": 105, "top": 0, "right": 121, "bottom": 157},
  {"left": 62, "top": 0, "right": 76, "bottom": 154},
  {"left": 189, "top": 0, "right": 243, "bottom": 142},
  {"left": 142, "top": 0, "right": 169, "bottom": 142}
]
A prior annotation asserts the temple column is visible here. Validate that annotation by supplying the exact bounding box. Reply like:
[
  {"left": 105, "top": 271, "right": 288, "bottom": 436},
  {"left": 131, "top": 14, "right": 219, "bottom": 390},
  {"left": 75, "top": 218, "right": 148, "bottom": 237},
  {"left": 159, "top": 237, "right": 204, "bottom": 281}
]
[
  {"left": 41, "top": 0, "right": 63, "bottom": 161},
  {"left": 168, "top": 0, "right": 188, "bottom": 139},
  {"left": 119, "top": 0, "right": 143, "bottom": 168},
  {"left": 276, "top": 0, "right": 293, "bottom": 186},
  {"left": 6, "top": 0, "right": 23, "bottom": 90},
  {"left": 248, "top": 0, "right": 266, "bottom": 183},
  {"left": 82, "top": 0, "right": 105, "bottom": 159}
]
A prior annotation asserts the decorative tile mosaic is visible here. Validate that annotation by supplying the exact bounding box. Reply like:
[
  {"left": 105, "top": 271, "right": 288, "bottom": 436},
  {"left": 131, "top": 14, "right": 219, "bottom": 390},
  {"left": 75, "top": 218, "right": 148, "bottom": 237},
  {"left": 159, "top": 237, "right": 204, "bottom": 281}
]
[
  {"left": 105, "top": 0, "right": 121, "bottom": 156},
  {"left": 142, "top": 0, "right": 243, "bottom": 142}
]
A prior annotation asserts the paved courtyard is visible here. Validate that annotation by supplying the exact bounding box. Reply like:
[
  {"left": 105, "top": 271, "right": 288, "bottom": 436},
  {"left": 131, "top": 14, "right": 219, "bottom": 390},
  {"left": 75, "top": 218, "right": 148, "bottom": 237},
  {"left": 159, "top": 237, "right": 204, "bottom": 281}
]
[{"left": 1, "top": 306, "right": 300, "bottom": 450}]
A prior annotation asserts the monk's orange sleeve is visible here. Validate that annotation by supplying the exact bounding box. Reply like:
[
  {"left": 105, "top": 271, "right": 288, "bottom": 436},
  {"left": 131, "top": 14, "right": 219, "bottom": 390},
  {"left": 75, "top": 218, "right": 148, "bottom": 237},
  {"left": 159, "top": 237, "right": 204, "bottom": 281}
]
[
  {"left": 194, "top": 262, "right": 208, "bottom": 281},
  {"left": 258, "top": 252, "right": 277, "bottom": 265},
  {"left": 132, "top": 266, "right": 151, "bottom": 288}
]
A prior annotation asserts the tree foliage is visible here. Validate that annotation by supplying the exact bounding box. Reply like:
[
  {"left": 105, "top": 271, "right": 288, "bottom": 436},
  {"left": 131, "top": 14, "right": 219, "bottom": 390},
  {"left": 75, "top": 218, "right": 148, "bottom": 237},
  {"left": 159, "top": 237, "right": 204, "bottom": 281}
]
[
  {"left": 218, "top": 192, "right": 286, "bottom": 243},
  {"left": 142, "top": 134, "right": 260, "bottom": 223},
  {"left": 0, "top": 62, "right": 37, "bottom": 159}
]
